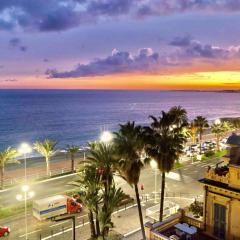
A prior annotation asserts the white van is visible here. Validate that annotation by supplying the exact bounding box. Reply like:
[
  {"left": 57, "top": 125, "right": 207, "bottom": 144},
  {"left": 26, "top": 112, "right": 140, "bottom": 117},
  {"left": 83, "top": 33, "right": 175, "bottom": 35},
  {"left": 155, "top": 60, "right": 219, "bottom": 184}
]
[{"left": 33, "top": 195, "right": 67, "bottom": 221}]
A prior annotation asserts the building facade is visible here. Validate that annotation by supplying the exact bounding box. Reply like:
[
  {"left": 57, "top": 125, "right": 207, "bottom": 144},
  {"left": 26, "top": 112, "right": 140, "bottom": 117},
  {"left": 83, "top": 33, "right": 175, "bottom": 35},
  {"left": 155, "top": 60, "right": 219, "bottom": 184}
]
[{"left": 200, "top": 133, "right": 240, "bottom": 240}]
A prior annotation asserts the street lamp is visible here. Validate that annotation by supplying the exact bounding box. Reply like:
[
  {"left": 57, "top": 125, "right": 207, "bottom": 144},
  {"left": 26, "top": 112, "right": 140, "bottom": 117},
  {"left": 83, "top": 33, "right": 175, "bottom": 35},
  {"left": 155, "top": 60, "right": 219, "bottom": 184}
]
[
  {"left": 150, "top": 159, "right": 158, "bottom": 203},
  {"left": 215, "top": 119, "right": 221, "bottom": 125},
  {"left": 16, "top": 185, "right": 34, "bottom": 240},
  {"left": 18, "top": 143, "right": 32, "bottom": 182},
  {"left": 100, "top": 131, "right": 113, "bottom": 144}
]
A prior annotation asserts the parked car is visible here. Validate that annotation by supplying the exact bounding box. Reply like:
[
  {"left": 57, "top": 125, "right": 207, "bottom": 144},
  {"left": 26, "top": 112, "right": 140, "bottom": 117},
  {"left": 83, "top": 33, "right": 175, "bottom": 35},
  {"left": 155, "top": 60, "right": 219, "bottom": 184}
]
[
  {"left": 190, "top": 144, "right": 199, "bottom": 153},
  {"left": 0, "top": 226, "right": 10, "bottom": 237},
  {"left": 221, "top": 138, "right": 228, "bottom": 144}
]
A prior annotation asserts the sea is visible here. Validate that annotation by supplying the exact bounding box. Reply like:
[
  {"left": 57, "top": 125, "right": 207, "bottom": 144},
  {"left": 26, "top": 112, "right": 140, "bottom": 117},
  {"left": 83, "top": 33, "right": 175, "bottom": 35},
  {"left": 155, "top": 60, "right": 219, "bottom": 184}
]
[{"left": 0, "top": 90, "right": 240, "bottom": 151}]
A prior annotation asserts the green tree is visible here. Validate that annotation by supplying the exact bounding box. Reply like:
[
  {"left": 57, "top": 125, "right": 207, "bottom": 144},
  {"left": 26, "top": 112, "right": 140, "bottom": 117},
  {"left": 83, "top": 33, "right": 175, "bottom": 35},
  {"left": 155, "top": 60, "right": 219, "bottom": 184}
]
[
  {"left": 144, "top": 106, "right": 187, "bottom": 221},
  {"left": 34, "top": 139, "right": 57, "bottom": 176},
  {"left": 66, "top": 144, "right": 80, "bottom": 172},
  {"left": 189, "top": 200, "right": 203, "bottom": 218},
  {"left": 76, "top": 163, "right": 102, "bottom": 238},
  {"left": 99, "top": 185, "right": 124, "bottom": 239},
  {"left": 114, "top": 121, "right": 146, "bottom": 240},
  {"left": 211, "top": 121, "right": 232, "bottom": 151},
  {"left": 87, "top": 141, "right": 121, "bottom": 238},
  {"left": 194, "top": 116, "right": 209, "bottom": 154},
  {"left": 0, "top": 147, "right": 18, "bottom": 189}
]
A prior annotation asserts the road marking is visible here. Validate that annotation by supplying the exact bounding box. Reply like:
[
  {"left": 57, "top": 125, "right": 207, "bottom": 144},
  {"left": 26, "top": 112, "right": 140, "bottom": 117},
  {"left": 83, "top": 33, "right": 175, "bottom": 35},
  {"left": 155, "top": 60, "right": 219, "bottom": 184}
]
[
  {"left": 38, "top": 172, "right": 78, "bottom": 184},
  {"left": 165, "top": 172, "right": 192, "bottom": 182},
  {"left": 77, "top": 213, "right": 88, "bottom": 219},
  {"left": 49, "top": 220, "right": 69, "bottom": 227},
  {"left": 123, "top": 227, "right": 141, "bottom": 237},
  {"left": 200, "top": 164, "right": 211, "bottom": 167},
  {"left": 19, "top": 229, "right": 41, "bottom": 237}
]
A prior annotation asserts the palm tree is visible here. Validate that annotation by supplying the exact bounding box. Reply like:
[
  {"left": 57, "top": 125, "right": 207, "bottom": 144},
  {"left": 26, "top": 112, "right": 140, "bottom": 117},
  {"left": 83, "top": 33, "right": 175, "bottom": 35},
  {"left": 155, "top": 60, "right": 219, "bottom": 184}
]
[
  {"left": 99, "top": 184, "right": 124, "bottom": 239},
  {"left": 87, "top": 141, "right": 119, "bottom": 238},
  {"left": 0, "top": 147, "right": 18, "bottom": 189},
  {"left": 144, "top": 106, "right": 187, "bottom": 221},
  {"left": 66, "top": 145, "right": 80, "bottom": 172},
  {"left": 193, "top": 116, "right": 209, "bottom": 154},
  {"left": 211, "top": 121, "right": 232, "bottom": 151},
  {"left": 76, "top": 163, "right": 102, "bottom": 238},
  {"left": 190, "top": 121, "right": 197, "bottom": 144},
  {"left": 34, "top": 139, "right": 57, "bottom": 176},
  {"left": 114, "top": 121, "right": 146, "bottom": 240}
]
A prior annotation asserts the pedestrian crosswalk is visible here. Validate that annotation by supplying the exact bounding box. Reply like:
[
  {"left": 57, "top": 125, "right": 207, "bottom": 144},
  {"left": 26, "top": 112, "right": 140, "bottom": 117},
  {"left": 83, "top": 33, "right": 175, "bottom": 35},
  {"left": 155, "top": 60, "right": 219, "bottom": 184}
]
[
  {"left": 166, "top": 172, "right": 192, "bottom": 182},
  {"left": 166, "top": 161, "right": 219, "bottom": 182}
]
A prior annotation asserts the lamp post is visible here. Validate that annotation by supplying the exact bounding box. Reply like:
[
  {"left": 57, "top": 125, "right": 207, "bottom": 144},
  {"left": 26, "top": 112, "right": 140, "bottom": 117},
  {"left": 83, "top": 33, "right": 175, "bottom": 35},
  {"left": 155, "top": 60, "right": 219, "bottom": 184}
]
[
  {"left": 16, "top": 185, "right": 34, "bottom": 240},
  {"left": 150, "top": 159, "right": 158, "bottom": 203},
  {"left": 100, "top": 131, "right": 113, "bottom": 144},
  {"left": 18, "top": 143, "right": 32, "bottom": 182},
  {"left": 214, "top": 119, "right": 221, "bottom": 125}
]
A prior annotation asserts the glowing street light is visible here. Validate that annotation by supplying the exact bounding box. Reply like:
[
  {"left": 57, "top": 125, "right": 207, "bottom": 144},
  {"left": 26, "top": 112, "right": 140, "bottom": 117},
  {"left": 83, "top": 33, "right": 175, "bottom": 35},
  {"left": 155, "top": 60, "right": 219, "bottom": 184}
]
[
  {"left": 150, "top": 159, "right": 158, "bottom": 203},
  {"left": 18, "top": 143, "right": 32, "bottom": 155},
  {"left": 21, "top": 184, "right": 29, "bottom": 192},
  {"left": 18, "top": 143, "right": 32, "bottom": 182},
  {"left": 215, "top": 119, "right": 221, "bottom": 125},
  {"left": 16, "top": 185, "right": 35, "bottom": 240},
  {"left": 100, "top": 131, "right": 113, "bottom": 143}
]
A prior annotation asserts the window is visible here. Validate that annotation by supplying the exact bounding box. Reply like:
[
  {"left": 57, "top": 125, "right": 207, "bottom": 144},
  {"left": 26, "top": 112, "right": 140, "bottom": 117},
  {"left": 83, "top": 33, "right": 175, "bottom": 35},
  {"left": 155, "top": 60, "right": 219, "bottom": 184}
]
[{"left": 213, "top": 203, "right": 226, "bottom": 239}]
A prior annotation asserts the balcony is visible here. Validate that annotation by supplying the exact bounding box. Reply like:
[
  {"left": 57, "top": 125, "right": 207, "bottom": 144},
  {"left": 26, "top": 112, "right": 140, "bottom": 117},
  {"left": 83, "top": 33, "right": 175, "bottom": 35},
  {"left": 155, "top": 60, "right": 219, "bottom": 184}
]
[
  {"left": 145, "top": 209, "right": 212, "bottom": 240},
  {"left": 205, "top": 165, "right": 229, "bottom": 184}
]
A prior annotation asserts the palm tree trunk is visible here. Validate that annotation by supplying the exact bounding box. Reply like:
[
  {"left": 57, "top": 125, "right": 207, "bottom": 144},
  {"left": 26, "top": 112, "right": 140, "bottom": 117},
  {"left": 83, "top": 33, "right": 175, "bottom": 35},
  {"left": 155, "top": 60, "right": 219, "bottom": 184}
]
[
  {"left": 159, "top": 172, "right": 165, "bottom": 222},
  {"left": 199, "top": 133, "right": 202, "bottom": 155},
  {"left": 46, "top": 157, "right": 49, "bottom": 175},
  {"left": 95, "top": 203, "right": 100, "bottom": 236},
  {"left": 216, "top": 135, "right": 220, "bottom": 151},
  {"left": 88, "top": 210, "right": 96, "bottom": 238},
  {"left": 0, "top": 167, "right": 4, "bottom": 190},
  {"left": 192, "top": 131, "right": 196, "bottom": 144},
  {"left": 134, "top": 184, "right": 146, "bottom": 240},
  {"left": 71, "top": 154, "right": 74, "bottom": 172}
]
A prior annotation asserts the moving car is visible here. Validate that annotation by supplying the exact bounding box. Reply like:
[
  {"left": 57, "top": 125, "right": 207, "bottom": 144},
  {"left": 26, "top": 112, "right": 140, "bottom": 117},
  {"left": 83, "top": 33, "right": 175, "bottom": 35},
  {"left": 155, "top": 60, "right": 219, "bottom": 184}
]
[{"left": 0, "top": 226, "right": 10, "bottom": 237}]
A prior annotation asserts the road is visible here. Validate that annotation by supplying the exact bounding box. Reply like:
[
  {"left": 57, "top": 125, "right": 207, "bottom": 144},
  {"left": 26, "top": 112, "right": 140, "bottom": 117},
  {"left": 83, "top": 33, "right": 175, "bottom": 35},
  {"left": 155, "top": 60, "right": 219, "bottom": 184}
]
[
  {"left": 0, "top": 173, "right": 79, "bottom": 207},
  {"left": 0, "top": 157, "right": 221, "bottom": 240}
]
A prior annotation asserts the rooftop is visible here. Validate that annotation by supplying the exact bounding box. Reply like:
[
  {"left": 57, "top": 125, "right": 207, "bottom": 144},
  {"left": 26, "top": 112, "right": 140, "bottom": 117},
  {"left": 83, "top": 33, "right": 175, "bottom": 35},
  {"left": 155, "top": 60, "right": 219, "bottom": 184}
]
[{"left": 199, "top": 177, "right": 240, "bottom": 194}]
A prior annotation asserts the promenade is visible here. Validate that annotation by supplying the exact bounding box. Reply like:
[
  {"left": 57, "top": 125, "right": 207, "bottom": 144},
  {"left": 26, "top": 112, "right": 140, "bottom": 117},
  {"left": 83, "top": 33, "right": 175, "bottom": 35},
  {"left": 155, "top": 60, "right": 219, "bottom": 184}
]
[{"left": 0, "top": 156, "right": 220, "bottom": 239}]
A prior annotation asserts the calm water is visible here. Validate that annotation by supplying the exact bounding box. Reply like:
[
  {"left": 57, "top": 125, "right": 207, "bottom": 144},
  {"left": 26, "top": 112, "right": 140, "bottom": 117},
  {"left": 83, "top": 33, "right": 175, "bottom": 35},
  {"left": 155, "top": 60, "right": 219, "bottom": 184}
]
[{"left": 0, "top": 90, "right": 240, "bottom": 150}]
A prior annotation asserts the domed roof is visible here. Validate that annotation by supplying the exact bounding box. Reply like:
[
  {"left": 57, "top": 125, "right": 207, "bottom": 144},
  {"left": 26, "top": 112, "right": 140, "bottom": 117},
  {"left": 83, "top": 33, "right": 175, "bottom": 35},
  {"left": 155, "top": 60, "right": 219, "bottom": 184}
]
[{"left": 226, "top": 133, "right": 240, "bottom": 145}]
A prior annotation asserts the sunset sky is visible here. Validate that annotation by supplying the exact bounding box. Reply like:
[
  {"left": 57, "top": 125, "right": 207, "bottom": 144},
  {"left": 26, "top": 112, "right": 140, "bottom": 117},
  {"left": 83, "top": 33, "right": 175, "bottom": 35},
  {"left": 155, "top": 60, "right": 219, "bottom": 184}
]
[{"left": 0, "top": 0, "right": 240, "bottom": 90}]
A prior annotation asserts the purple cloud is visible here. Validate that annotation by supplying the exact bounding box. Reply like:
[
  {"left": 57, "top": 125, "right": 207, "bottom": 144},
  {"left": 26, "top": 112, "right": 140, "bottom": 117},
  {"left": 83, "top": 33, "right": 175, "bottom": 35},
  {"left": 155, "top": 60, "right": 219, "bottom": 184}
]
[
  {"left": 46, "top": 38, "right": 240, "bottom": 78},
  {"left": 9, "top": 37, "right": 21, "bottom": 47},
  {"left": 9, "top": 37, "right": 27, "bottom": 52},
  {"left": 0, "top": 0, "right": 240, "bottom": 32},
  {"left": 170, "top": 35, "right": 193, "bottom": 47},
  {"left": 170, "top": 36, "right": 239, "bottom": 59},
  {"left": 20, "top": 46, "right": 27, "bottom": 52},
  {"left": 46, "top": 48, "right": 160, "bottom": 78},
  {"left": 0, "top": 79, "right": 18, "bottom": 82},
  {"left": 136, "top": 0, "right": 240, "bottom": 17}
]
